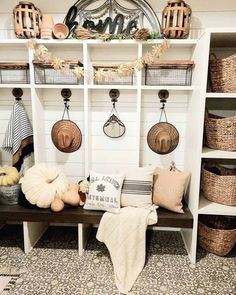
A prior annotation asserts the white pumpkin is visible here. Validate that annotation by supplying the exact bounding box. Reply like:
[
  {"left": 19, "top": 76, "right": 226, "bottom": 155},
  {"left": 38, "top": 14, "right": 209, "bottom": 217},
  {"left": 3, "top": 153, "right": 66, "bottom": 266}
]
[
  {"left": 20, "top": 163, "right": 69, "bottom": 208},
  {"left": 0, "top": 166, "right": 20, "bottom": 186}
]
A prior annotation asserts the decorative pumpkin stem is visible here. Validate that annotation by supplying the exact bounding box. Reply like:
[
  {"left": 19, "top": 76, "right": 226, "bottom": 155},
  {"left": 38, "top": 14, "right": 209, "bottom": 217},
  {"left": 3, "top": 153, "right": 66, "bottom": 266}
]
[{"left": 46, "top": 174, "right": 59, "bottom": 184}]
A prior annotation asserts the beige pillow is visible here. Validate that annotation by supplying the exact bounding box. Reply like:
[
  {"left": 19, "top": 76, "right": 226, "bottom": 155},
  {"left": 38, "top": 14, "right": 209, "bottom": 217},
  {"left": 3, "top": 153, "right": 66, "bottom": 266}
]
[
  {"left": 153, "top": 167, "right": 191, "bottom": 213},
  {"left": 121, "top": 166, "right": 155, "bottom": 208}
]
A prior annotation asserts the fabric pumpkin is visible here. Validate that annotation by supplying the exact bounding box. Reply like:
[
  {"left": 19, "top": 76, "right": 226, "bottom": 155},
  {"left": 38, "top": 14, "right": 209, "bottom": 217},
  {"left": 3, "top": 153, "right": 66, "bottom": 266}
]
[
  {"left": 0, "top": 166, "right": 20, "bottom": 186},
  {"left": 20, "top": 163, "right": 69, "bottom": 208}
]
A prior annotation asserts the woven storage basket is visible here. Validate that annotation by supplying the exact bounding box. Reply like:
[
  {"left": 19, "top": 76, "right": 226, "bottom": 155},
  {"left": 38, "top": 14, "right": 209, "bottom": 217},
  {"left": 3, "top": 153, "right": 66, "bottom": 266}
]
[
  {"left": 204, "top": 113, "right": 236, "bottom": 151},
  {"left": 202, "top": 165, "right": 236, "bottom": 206},
  {"left": 209, "top": 53, "right": 236, "bottom": 92},
  {"left": 0, "top": 184, "right": 21, "bottom": 205},
  {"left": 198, "top": 215, "right": 236, "bottom": 256}
]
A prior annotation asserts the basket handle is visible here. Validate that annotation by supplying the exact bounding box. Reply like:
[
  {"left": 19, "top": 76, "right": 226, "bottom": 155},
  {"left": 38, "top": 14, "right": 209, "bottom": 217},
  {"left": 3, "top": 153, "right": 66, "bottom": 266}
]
[{"left": 209, "top": 53, "right": 217, "bottom": 60}]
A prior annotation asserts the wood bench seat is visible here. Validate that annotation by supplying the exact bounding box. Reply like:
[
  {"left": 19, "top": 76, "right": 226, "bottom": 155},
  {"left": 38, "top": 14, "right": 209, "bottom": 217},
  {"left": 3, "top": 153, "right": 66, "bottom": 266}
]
[{"left": 0, "top": 204, "right": 193, "bottom": 228}]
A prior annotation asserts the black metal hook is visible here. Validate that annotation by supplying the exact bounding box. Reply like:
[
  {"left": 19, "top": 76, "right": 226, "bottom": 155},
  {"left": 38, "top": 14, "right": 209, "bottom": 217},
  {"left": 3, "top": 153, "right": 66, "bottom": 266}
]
[
  {"left": 158, "top": 89, "right": 169, "bottom": 110},
  {"left": 12, "top": 88, "right": 23, "bottom": 101}
]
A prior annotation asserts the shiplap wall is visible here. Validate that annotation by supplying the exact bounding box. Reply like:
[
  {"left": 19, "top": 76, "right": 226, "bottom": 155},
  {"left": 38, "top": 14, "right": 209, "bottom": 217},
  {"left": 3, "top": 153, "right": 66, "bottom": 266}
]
[
  {"left": 39, "top": 89, "right": 85, "bottom": 182},
  {"left": 141, "top": 90, "right": 188, "bottom": 171},
  {"left": 90, "top": 89, "right": 137, "bottom": 173}
]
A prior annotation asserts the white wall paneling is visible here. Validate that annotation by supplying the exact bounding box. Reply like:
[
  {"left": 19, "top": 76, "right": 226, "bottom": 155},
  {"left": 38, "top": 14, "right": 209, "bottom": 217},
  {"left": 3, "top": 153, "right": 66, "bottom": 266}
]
[{"left": 33, "top": 88, "right": 85, "bottom": 182}]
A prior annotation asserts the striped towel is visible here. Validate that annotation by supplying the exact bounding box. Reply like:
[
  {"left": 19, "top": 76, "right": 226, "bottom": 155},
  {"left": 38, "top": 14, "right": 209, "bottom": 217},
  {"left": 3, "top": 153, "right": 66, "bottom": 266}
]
[{"left": 2, "top": 101, "right": 34, "bottom": 172}]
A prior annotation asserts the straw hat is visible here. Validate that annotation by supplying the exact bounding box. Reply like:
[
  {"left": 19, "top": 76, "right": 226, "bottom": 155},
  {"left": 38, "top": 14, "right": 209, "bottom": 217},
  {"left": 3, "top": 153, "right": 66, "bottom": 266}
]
[
  {"left": 51, "top": 120, "right": 82, "bottom": 153},
  {"left": 147, "top": 122, "right": 179, "bottom": 154}
]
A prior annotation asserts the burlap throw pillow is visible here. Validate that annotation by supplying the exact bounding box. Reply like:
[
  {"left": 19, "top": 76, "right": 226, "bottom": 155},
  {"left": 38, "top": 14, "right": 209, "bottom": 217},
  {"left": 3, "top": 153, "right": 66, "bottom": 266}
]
[{"left": 153, "top": 167, "right": 191, "bottom": 213}]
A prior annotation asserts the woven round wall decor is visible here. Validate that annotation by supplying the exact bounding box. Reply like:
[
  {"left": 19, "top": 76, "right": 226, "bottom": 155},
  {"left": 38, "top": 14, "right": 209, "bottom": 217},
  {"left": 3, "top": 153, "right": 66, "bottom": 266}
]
[
  {"left": 147, "top": 90, "right": 179, "bottom": 155},
  {"left": 147, "top": 122, "right": 179, "bottom": 154}
]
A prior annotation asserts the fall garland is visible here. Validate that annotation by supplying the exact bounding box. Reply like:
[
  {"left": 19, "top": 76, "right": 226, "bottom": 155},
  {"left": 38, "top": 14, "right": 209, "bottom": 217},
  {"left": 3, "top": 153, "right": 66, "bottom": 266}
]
[{"left": 28, "top": 27, "right": 170, "bottom": 83}]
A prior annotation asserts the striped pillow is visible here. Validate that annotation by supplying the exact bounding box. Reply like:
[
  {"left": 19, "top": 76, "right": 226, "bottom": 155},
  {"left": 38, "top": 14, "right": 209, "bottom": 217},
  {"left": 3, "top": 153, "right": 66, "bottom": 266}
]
[{"left": 121, "top": 166, "right": 155, "bottom": 208}]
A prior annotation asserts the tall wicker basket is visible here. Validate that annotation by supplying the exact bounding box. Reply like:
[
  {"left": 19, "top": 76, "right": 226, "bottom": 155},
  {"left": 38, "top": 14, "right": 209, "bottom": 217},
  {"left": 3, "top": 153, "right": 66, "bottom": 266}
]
[
  {"left": 198, "top": 215, "right": 236, "bottom": 257},
  {"left": 209, "top": 53, "right": 236, "bottom": 92},
  {"left": 13, "top": 1, "right": 42, "bottom": 38},
  {"left": 204, "top": 113, "right": 236, "bottom": 151},
  {"left": 162, "top": 0, "right": 192, "bottom": 39},
  {"left": 202, "top": 165, "right": 236, "bottom": 206}
]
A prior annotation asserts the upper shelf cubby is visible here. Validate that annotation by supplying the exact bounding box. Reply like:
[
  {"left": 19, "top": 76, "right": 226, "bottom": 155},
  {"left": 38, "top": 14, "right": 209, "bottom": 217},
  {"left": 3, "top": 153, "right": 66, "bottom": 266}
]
[{"left": 210, "top": 32, "right": 236, "bottom": 49}]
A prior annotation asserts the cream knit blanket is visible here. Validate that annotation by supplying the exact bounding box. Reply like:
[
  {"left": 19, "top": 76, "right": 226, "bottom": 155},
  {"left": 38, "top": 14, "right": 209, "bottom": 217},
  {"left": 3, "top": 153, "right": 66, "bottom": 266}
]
[{"left": 96, "top": 206, "right": 158, "bottom": 294}]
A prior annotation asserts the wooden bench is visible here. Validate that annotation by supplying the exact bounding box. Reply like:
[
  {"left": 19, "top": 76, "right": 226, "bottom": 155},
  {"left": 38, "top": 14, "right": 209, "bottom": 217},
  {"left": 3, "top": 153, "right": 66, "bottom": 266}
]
[{"left": 0, "top": 204, "right": 193, "bottom": 254}]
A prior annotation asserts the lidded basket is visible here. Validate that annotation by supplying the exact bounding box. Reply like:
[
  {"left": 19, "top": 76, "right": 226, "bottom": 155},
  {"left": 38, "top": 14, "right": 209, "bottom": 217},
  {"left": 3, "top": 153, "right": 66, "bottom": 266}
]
[
  {"left": 162, "top": 0, "right": 192, "bottom": 39},
  {"left": 13, "top": 1, "right": 42, "bottom": 38}
]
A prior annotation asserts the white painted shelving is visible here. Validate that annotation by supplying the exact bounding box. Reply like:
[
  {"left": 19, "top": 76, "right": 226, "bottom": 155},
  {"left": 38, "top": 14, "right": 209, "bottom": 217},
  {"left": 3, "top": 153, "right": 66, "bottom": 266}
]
[
  {"left": 0, "top": 31, "right": 235, "bottom": 263},
  {"left": 199, "top": 194, "right": 236, "bottom": 216}
]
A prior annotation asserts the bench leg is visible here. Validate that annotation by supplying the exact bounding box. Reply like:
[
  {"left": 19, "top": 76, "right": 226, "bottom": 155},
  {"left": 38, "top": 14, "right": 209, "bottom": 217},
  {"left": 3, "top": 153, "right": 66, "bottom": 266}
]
[
  {"left": 78, "top": 223, "right": 91, "bottom": 256},
  {"left": 181, "top": 227, "right": 197, "bottom": 265},
  {"left": 23, "top": 221, "right": 48, "bottom": 254}
]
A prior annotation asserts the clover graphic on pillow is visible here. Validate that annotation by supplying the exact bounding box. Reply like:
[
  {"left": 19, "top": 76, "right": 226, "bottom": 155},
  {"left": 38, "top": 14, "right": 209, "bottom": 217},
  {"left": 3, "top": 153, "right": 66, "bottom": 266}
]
[{"left": 97, "top": 184, "right": 105, "bottom": 192}]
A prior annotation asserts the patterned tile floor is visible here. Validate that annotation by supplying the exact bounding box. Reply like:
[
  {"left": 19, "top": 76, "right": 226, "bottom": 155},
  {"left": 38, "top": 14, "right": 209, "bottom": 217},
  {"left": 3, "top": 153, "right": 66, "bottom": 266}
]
[{"left": 0, "top": 225, "right": 235, "bottom": 295}]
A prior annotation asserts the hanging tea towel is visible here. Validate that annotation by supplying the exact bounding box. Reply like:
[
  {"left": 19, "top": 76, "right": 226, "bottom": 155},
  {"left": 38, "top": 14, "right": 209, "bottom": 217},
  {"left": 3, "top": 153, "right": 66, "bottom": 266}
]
[
  {"left": 97, "top": 205, "right": 158, "bottom": 294},
  {"left": 2, "top": 101, "right": 34, "bottom": 173}
]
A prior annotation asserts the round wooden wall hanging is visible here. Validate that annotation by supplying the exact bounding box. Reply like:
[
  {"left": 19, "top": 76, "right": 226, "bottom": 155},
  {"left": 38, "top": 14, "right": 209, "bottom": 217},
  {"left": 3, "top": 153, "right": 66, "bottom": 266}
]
[{"left": 147, "top": 90, "right": 179, "bottom": 154}]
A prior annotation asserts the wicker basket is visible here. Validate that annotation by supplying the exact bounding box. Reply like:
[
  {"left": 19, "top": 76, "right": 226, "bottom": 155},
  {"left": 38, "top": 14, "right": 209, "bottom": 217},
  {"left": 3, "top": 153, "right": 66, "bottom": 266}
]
[
  {"left": 204, "top": 112, "right": 236, "bottom": 151},
  {"left": 198, "top": 215, "right": 236, "bottom": 256},
  {"left": 209, "top": 53, "right": 236, "bottom": 92},
  {"left": 0, "top": 184, "right": 21, "bottom": 205},
  {"left": 202, "top": 165, "right": 236, "bottom": 206}
]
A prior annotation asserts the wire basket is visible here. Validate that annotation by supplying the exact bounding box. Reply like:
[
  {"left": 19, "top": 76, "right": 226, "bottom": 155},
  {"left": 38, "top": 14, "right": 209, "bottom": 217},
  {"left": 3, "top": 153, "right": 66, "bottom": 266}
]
[
  {"left": 0, "top": 184, "right": 21, "bottom": 205},
  {"left": 0, "top": 62, "right": 29, "bottom": 84},
  {"left": 93, "top": 64, "right": 135, "bottom": 85},
  {"left": 209, "top": 53, "right": 236, "bottom": 93},
  {"left": 33, "top": 60, "right": 84, "bottom": 85},
  {"left": 202, "top": 165, "right": 236, "bottom": 206},
  {"left": 145, "top": 60, "right": 193, "bottom": 86},
  {"left": 198, "top": 215, "right": 236, "bottom": 256},
  {"left": 204, "top": 112, "right": 236, "bottom": 151}
]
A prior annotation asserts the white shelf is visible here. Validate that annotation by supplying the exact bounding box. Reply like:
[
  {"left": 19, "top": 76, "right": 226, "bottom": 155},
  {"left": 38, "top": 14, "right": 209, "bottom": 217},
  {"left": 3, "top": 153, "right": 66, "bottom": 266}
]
[
  {"left": 87, "top": 84, "right": 138, "bottom": 90},
  {"left": 0, "top": 38, "right": 197, "bottom": 47},
  {"left": 206, "top": 92, "right": 236, "bottom": 98},
  {"left": 201, "top": 147, "right": 236, "bottom": 159},
  {"left": 142, "top": 39, "right": 197, "bottom": 48},
  {"left": 34, "top": 84, "right": 84, "bottom": 89},
  {"left": 36, "top": 39, "right": 84, "bottom": 45},
  {"left": 0, "top": 84, "right": 31, "bottom": 88},
  {"left": 0, "top": 39, "right": 28, "bottom": 44},
  {"left": 199, "top": 194, "right": 236, "bottom": 216},
  {"left": 142, "top": 85, "right": 194, "bottom": 91}
]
